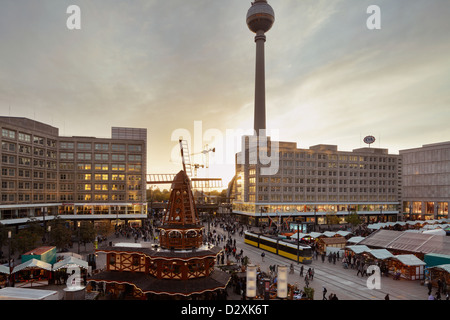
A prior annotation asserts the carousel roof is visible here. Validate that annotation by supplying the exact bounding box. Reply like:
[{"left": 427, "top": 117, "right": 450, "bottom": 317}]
[
  {"left": 96, "top": 243, "right": 223, "bottom": 260},
  {"left": 89, "top": 269, "right": 231, "bottom": 296}
]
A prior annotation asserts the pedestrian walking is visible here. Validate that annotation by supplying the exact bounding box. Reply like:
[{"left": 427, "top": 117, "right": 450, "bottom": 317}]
[
  {"left": 310, "top": 268, "right": 314, "bottom": 281},
  {"left": 300, "top": 265, "right": 304, "bottom": 277},
  {"left": 322, "top": 286, "right": 327, "bottom": 300},
  {"left": 427, "top": 281, "right": 433, "bottom": 296},
  {"left": 304, "top": 276, "right": 309, "bottom": 288},
  {"left": 261, "top": 251, "right": 265, "bottom": 262}
]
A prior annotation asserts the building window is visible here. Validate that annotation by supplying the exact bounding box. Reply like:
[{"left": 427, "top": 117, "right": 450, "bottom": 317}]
[
  {"left": 111, "top": 144, "right": 126, "bottom": 152},
  {"left": 60, "top": 142, "right": 74, "bottom": 149},
  {"left": 95, "top": 143, "right": 109, "bottom": 151},
  {"left": 2, "top": 128, "right": 16, "bottom": 139},
  {"left": 77, "top": 143, "right": 92, "bottom": 150}
]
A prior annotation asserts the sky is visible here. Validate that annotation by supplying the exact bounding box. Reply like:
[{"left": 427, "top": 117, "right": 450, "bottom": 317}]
[{"left": 1, "top": 0, "right": 450, "bottom": 187}]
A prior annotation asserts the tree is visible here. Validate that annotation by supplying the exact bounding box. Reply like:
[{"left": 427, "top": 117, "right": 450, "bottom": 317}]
[
  {"left": 48, "top": 217, "right": 72, "bottom": 250},
  {"left": 345, "top": 211, "right": 362, "bottom": 227},
  {"left": 325, "top": 211, "right": 340, "bottom": 226},
  {"left": 79, "top": 221, "right": 97, "bottom": 251},
  {"left": 13, "top": 219, "right": 44, "bottom": 254}
]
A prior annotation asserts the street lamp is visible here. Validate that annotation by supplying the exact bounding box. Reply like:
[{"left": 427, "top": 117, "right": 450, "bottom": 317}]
[
  {"left": 246, "top": 265, "right": 257, "bottom": 299},
  {"left": 8, "top": 231, "right": 11, "bottom": 269},
  {"left": 77, "top": 221, "right": 81, "bottom": 254},
  {"left": 314, "top": 206, "right": 318, "bottom": 232},
  {"left": 277, "top": 265, "right": 288, "bottom": 299}
]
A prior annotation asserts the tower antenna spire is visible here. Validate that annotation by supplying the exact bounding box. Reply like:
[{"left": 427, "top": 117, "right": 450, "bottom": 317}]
[{"left": 247, "top": 0, "right": 275, "bottom": 136}]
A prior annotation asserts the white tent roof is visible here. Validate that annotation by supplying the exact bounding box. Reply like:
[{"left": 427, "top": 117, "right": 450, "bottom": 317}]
[
  {"left": 289, "top": 232, "right": 309, "bottom": 239},
  {"left": 12, "top": 258, "right": 52, "bottom": 274},
  {"left": 428, "top": 264, "right": 450, "bottom": 274},
  {"left": 392, "top": 254, "right": 426, "bottom": 266},
  {"left": 366, "top": 249, "right": 394, "bottom": 260},
  {"left": 347, "top": 236, "right": 366, "bottom": 244},
  {"left": 422, "top": 228, "right": 446, "bottom": 236},
  {"left": 336, "top": 230, "right": 352, "bottom": 237},
  {"left": 307, "top": 232, "right": 323, "bottom": 238},
  {"left": 322, "top": 231, "right": 336, "bottom": 237},
  {"left": 0, "top": 265, "right": 10, "bottom": 275},
  {"left": 53, "top": 256, "right": 89, "bottom": 271},
  {"left": 345, "top": 245, "right": 371, "bottom": 254}
]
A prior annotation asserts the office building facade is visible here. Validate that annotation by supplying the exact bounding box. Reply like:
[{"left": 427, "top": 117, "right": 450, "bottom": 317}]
[
  {"left": 400, "top": 141, "right": 450, "bottom": 220},
  {"left": 0, "top": 117, "right": 147, "bottom": 226},
  {"left": 232, "top": 139, "right": 402, "bottom": 227}
]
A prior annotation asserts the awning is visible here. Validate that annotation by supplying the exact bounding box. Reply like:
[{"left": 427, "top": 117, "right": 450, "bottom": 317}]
[
  {"left": 53, "top": 256, "right": 89, "bottom": 271},
  {"left": 322, "top": 231, "right": 336, "bottom": 237},
  {"left": 307, "top": 232, "right": 323, "bottom": 238},
  {"left": 345, "top": 245, "right": 371, "bottom": 254},
  {"left": 428, "top": 264, "right": 450, "bottom": 274},
  {"left": 289, "top": 232, "right": 308, "bottom": 239},
  {"left": 347, "top": 236, "right": 366, "bottom": 244},
  {"left": 0, "top": 265, "right": 10, "bottom": 275},
  {"left": 365, "top": 249, "right": 394, "bottom": 260},
  {"left": 12, "top": 258, "right": 52, "bottom": 273},
  {"left": 336, "top": 231, "right": 352, "bottom": 237},
  {"left": 391, "top": 254, "right": 426, "bottom": 266}
]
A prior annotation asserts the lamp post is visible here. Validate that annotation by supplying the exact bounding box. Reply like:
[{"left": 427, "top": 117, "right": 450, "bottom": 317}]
[
  {"left": 436, "top": 203, "right": 440, "bottom": 220},
  {"left": 277, "top": 265, "right": 288, "bottom": 299},
  {"left": 77, "top": 221, "right": 81, "bottom": 254},
  {"left": 246, "top": 264, "right": 257, "bottom": 299},
  {"left": 314, "top": 206, "right": 318, "bottom": 232},
  {"left": 8, "top": 231, "right": 11, "bottom": 270}
]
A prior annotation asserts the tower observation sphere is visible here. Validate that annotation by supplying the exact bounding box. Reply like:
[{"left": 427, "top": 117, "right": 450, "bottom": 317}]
[
  {"left": 247, "top": 0, "right": 275, "bottom": 135},
  {"left": 246, "top": 0, "right": 275, "bottom": 33}
]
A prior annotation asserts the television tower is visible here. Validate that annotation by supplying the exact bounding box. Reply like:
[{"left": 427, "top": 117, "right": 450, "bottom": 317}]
[{"left": 247, "top": 0, "right": 275, "bottom": 136}]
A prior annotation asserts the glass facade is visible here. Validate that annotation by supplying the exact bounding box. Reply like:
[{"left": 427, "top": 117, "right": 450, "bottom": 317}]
[{"left": 0, "top": 117, "right": 147, "bottom": 224}]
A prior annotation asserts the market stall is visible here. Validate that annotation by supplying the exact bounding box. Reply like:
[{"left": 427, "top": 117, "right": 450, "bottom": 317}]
[
  {"left": 387, "top": 254, "right": 426, "bottom": 280},
  {"left": 427, "top": 264, "right": 450, "bottom": 287},
  {"left": 0, "top": 265, "right": 10, "bottom": 287},
  {"left": 11, "top": 258, "right": 53, "bottom": 288},
  {"left": 344, "top": 245, "right": 371, "bottom": 257},
  {"left": 357, "top": 249, "right": 393, "bottom": 265},
  {"left": 21, "top": 246, "right": 56, "bottom": 265},
  {"left": 316, "top": 236, "right": 346, "bottom": 254}
]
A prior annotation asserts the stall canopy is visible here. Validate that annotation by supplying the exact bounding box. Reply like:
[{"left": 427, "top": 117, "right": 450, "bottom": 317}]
[
  {"left": 12, "top": 259, "right": 52, "bottom": 274},
  {"left": 345, "top": 245, "right": 371, "bottom": 254},
  {"left": 0, "top": 265, "right": 10, "bottom": 275},
  {"left": 53, "top": 256, "right": 89, "bottom": 271},
  {"left": 366, "top": 249, "right": 394, "bottom": 260},
  {"left": 391, "top": 254, "right": 426, "bottom": 267},
  {"left": 359, "top": 230, "right": 450, "bottom": 256},
  {"left": 428, "top": 264, "right": 450, "bottom": 274},
  {"left": 347, "top": 236, "right": 366, "bottom": 244},
  {"left": 336, "top": 231, "right": 352, "bottom": 237},
  {"left": 308, "top": 232, "right": 323, "bottom": 239},
  {"left": 289, "top": 232, "right": 308, "bottom": 240}
]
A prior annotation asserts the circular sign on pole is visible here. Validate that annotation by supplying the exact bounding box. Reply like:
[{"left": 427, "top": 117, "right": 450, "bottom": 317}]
[{"left": 363, "top": 135, "right": 376, "bottom": 146}]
